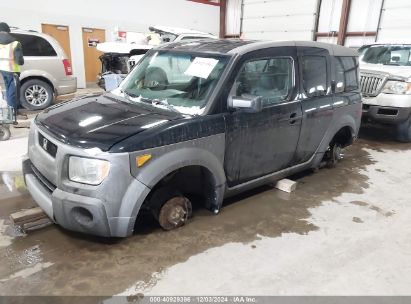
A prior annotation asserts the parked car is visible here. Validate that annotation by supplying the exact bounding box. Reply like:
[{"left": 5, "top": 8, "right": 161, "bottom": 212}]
[
  {"left": 8, "top": 30, "right": 76, "bottom": 110},
  {"left": 97, "top": 42, "right": 152, "bottom": 90},
  {"left": 23, "top": 40, "right": 361, "bottom": 237},
  {"left": 359, "top": 43, "right": 411, "bottom": 141},
  {"left": 97, "top": 26, "right": 217, "bottom": 90}
]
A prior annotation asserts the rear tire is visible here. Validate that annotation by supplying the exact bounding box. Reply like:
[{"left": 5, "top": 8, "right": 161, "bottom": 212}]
[
  {"left": 0, "top": 126, "right": 11, "bottom": 141},
  {"left": 20, "top": 79, "right": 54, "bottom": 110},
  {"left": 396, "top": 116, "right": 411, "bottom": 142}
]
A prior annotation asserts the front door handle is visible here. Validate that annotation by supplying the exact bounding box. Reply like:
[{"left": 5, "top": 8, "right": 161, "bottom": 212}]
[{"left": 289, "top": 112, "right": 302, "bottom": 124}]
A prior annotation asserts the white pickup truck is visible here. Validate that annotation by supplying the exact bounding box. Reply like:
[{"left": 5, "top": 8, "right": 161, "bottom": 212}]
[{"left": 359, "top": 43, "right": 411, "bottom": 142}]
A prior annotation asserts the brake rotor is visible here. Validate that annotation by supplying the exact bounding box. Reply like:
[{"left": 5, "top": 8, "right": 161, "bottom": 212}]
[{"left": 158, "top": 196, "right": 192, "bottom": 231}]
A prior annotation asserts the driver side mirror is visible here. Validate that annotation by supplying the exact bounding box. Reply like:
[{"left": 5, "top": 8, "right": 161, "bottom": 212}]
[{"left": 228, "top": 94, "right": 263, "bottom": 113}]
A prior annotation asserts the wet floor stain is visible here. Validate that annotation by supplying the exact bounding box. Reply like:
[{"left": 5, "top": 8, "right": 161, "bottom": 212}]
[
  {"left": 0, "top": 126, "right": 409, "bottom": 297},
  {"left": 352, "top": 217, "right": 363, "bottom": 223}
]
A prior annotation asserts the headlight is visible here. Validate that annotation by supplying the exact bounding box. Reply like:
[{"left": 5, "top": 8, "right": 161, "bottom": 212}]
[
  {"left": 69, "top": 156, "right": 110, "bottom": 185},
  {"left": 382, "top": 81, "right": 411, "bottom": 95}
]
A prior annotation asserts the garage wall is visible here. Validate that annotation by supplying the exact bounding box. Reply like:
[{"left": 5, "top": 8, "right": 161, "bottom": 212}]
[
  {"left": 377, "top": 0, "right": 411, "bottom": 43},
  {"left": 226, "top": 0, "right": 242, "bottom": 36},
  {"left": 239, "top": 0, "right": 320, "bottom": 41},
  {"left": 227, "top": 0, "right": 411, "bottom": 48},
  {"left": 0, "top": 0, "right": 219, "bottom": 88},
  {"left": 316, "top": 0, "right": 343, "bottom": 44}
]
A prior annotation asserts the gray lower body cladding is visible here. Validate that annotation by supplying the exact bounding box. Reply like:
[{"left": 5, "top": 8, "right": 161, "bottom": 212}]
[{"left": 23, "top": 157, "right": 149, "bottom": 237}]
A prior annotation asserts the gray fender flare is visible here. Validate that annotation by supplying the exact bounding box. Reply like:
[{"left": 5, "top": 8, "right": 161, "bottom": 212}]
[
  {"left": 313, "top": 114, "right": 357, "bottom": 166},
  {"left": 122, "top": 146, "right": 227, "bottom": 220}
]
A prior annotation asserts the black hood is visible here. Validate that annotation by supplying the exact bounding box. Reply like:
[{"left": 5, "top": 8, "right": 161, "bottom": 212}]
[
  {"left": 36, "top": 93, "right": 182, "bottom": 151},
  {"left": 0, "top": 32, "right": 16, "bottom": 45}
]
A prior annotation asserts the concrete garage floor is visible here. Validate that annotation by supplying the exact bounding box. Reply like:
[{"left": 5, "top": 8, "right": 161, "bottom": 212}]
[{"left": 0, "top": 102, "right": 410, "bottom": 298}]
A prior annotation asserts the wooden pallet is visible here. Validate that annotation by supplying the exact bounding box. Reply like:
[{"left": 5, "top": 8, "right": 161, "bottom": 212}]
[{"left": 9, "top": 207, "right": 52, "bottom": 232}]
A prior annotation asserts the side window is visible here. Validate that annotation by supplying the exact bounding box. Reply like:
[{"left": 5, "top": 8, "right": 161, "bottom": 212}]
[
  {"left": 301, "top": 56, "right": 327, "bottom": 97},
  {"left": 334, "top": 56, "right": 359, "bottom": 92},
  {"left": 11, "top": 33, "right": 57, "bottom": 57},
  {"left": 233, "top": 57, "right": 293, "bottom": 106}
]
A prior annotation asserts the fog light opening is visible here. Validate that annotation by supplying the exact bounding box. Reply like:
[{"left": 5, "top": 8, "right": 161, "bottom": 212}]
[{"left": 72, "top": 207, "right": 94, "bottom": 228}]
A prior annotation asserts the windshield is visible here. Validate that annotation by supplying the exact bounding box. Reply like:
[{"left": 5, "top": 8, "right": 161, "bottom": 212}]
[
  {"left": 360, "top": 45, "right": 411, "bottom": 66},
  {"left": 116, "top": 51, "right": 229, "bottom": 115}
]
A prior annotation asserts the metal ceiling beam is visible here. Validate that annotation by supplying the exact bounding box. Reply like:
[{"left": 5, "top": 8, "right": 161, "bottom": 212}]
[
  {"left": 337, "top": 0, "right": 352, "bottom": 45},
  {"left": 220, "top": 0, "right": 227, "bottom": 38}
]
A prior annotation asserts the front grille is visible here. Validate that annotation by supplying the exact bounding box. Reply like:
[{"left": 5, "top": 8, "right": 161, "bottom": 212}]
[
  {"left": 360, "top": 74, "right": 385, "bottom": 97},
  {"left": 38, "top": 132, "right": 58, "bottom": 157},
  {"left": 31, "top": 164, "right": 56, "bottom": 193}
]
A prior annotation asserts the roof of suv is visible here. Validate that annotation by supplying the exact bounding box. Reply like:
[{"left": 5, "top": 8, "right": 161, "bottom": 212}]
[{"left": 157, "top": 39, "right": 358, "bottom": 56}]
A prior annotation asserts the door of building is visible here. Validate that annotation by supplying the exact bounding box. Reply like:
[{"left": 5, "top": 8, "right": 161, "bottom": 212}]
[
  {"left": 82, "top": 28, "right": 105, "bottom": 84},
  {"left": 41, "top": 24, "right": 72, "bottom": 63}
]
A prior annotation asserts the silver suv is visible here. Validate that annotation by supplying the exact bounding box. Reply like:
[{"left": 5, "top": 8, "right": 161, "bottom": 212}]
[
  {"left": 359, "top": 44, "right": 411, "bottom": 142},
  {"left": 7, "top": 30, "right": 77, "bottom": 110}
]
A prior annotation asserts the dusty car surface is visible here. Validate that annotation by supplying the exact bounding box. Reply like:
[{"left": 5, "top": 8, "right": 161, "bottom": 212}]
[
  {"left": 359, "top": 44, "right": 411, "bottom": 141},
  {"left": 23, "top": 40, "right": 361, "bottom": 237}
]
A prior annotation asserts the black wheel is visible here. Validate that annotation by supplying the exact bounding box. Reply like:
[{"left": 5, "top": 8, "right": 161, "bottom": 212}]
[
  {"left": 20, "top": 79, "right": 54, "bottom": 110},
  {"left": 396, "top": 116, "right": 411, "bottom": 143},
  {"left": 0, "top": 126, "right": 11, "bottom": 141},
  {"left": 149, "top": 187, "right": 192, "bottom": 231},
  {"left": 326, "top": 143, "right": 344, "bottom": 168}
]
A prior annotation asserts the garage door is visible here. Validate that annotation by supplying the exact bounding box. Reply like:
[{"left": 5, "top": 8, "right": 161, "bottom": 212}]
[
  {"left": 377, "top": 0, "right": 411, "bottom": 43},
  {"left": 240, "top": 0, "right": 320, "bottom": 41}
]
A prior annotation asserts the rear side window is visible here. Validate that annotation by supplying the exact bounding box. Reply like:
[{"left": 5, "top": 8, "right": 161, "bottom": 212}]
[
  {"left": 301, "top": 56, "right": 327, "bottom": 97},
  {"left": 234, "top": 57, "right": 294, "bottom": 106},
  {"left": 11, "top": 33, "right": 57, "bottom": 57},
  {"left": 334, "top": 56, "right": 359, "bottom": 92}
]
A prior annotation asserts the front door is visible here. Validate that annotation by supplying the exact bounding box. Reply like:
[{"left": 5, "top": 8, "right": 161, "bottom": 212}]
[
  {"left": 82, "top": 28, "right": 106, "bottom": 84},
  {"left": 224, "top": 47, "right": 302, "bottom": 187}
]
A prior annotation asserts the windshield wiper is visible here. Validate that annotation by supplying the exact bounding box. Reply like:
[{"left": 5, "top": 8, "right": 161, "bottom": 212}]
[
  {"left": 141, "top": 97, "right": 180, "bottom": 113},
  {"left": 119, "top": 91, "right": 180, "bottom": 114}
]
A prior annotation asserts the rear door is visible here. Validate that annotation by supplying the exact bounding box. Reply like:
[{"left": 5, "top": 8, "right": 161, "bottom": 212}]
[
  {"left": 294, "top": 47, "right": 334, "bottom": 163},
  {"left": 224, "top": 47, "right": 302, "bottom": 187}
]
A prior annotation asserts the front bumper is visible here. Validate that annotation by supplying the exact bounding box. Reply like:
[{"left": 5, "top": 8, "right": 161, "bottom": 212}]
[
  {"left": 362, "top": 104, "right": 411, "bottom": 124},
  {"left": 362, "top": 94, "right": 411, "bottom": 124},
  {"left": 23, "top": 122, "right": 151, "bottom": 237}
]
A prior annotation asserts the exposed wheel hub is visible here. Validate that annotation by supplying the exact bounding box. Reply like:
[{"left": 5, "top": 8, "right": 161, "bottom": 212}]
[{"left": 158, "top": 196, "right": 192, "bottom": 231}]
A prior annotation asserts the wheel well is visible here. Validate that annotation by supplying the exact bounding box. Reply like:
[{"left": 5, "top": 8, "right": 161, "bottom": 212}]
[
  {"left": 20, "top": 76, "right": 55, "bottom": 92},
  {"left": 331, "top": 126, "right": 354, "bottom": 148},
  {"left": 143, "top": 165, "right": 218, "bottom": 212}
]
